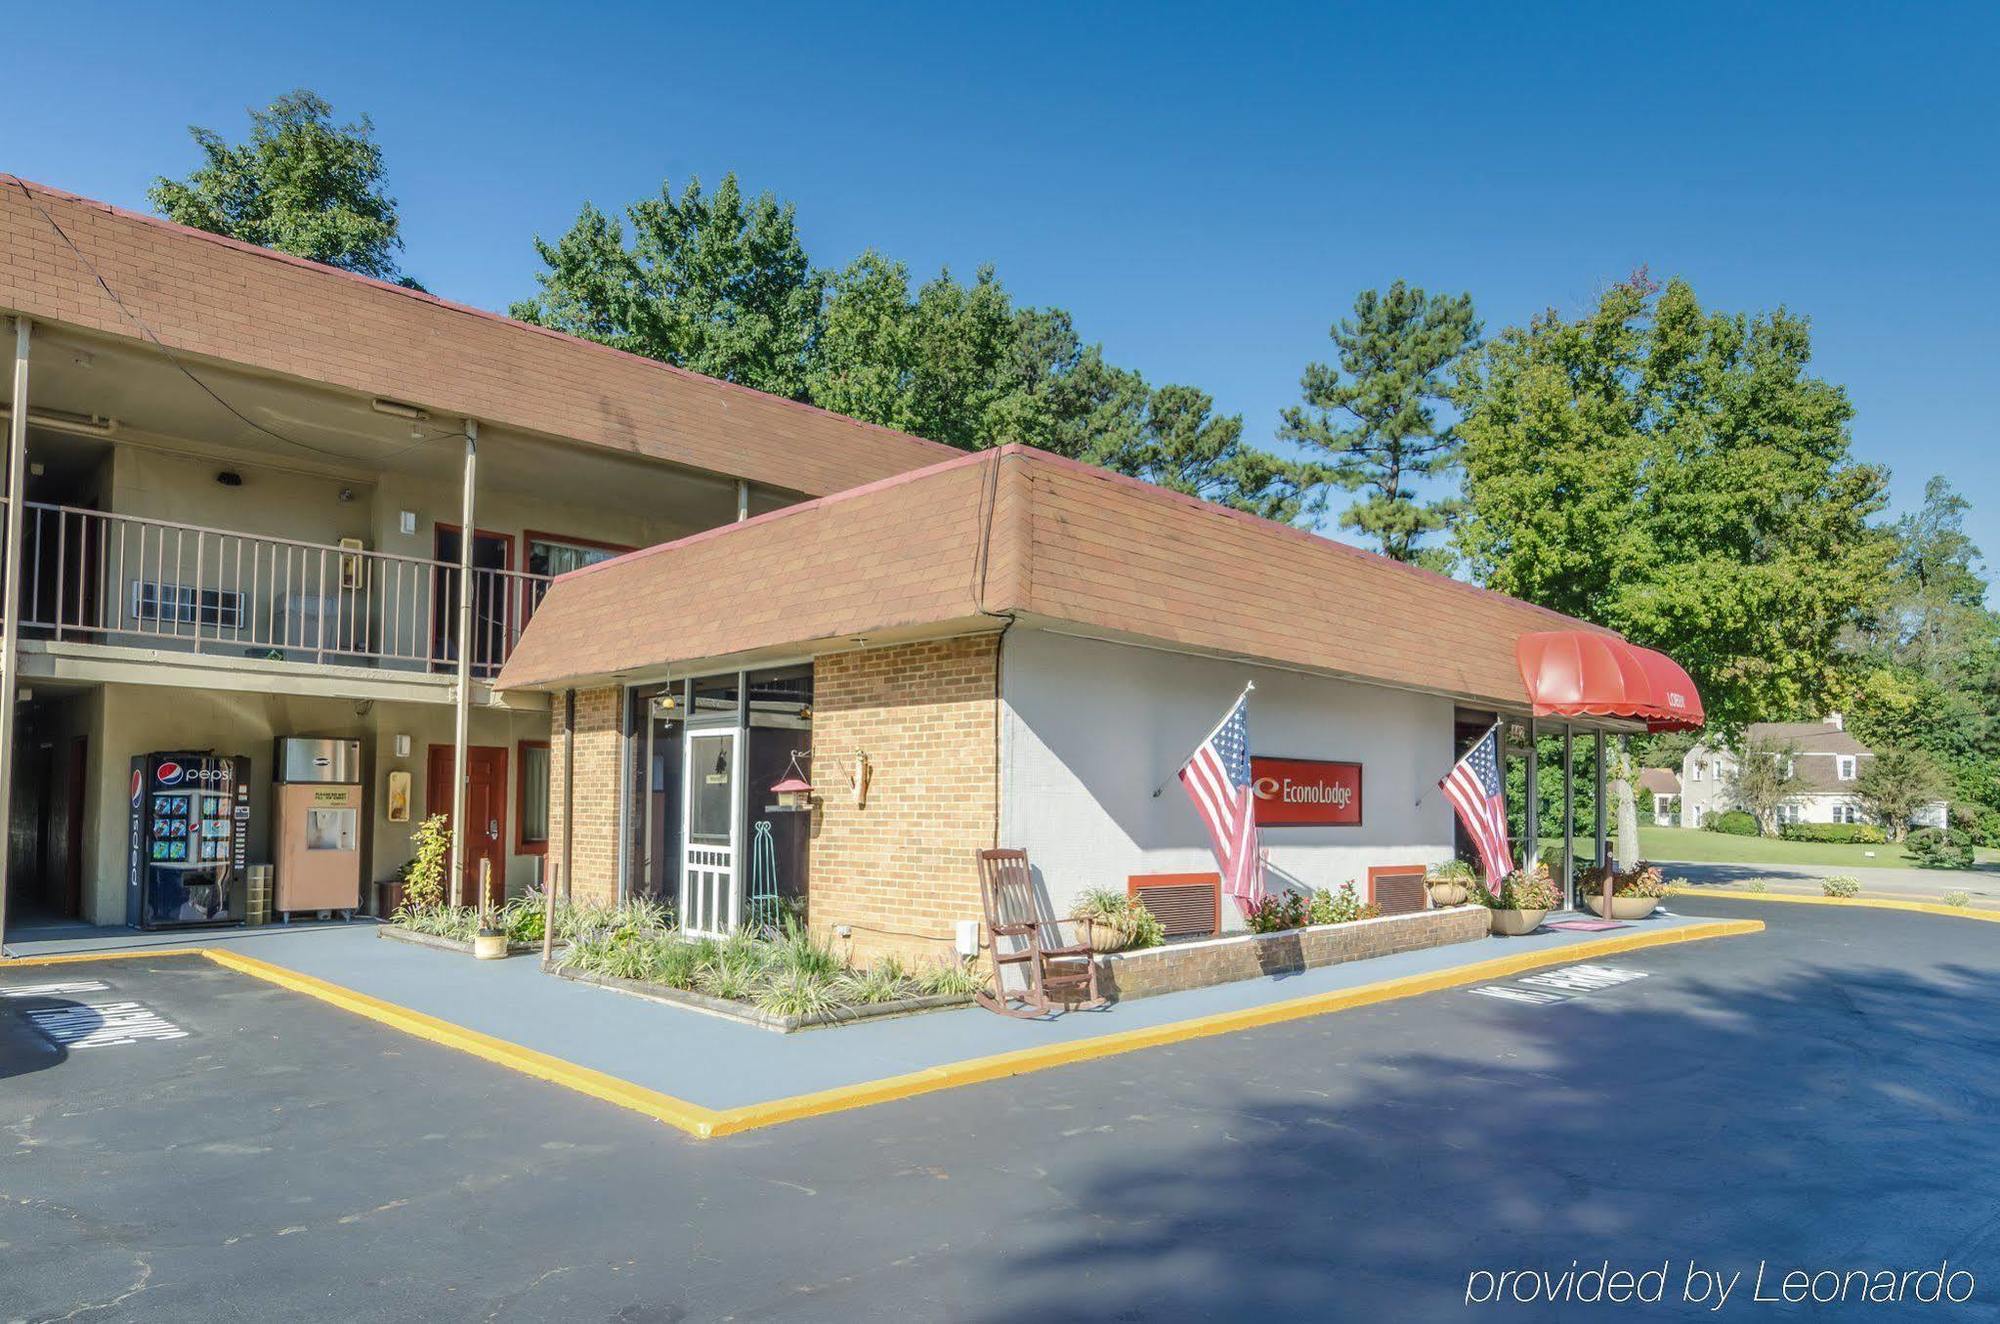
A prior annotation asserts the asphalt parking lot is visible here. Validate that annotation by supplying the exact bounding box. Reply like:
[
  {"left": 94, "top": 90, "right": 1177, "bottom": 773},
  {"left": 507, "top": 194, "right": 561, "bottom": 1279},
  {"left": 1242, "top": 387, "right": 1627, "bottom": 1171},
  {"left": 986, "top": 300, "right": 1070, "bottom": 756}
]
[{"left": 4, "top": 899, "right": 1996, "bottom": 1322}]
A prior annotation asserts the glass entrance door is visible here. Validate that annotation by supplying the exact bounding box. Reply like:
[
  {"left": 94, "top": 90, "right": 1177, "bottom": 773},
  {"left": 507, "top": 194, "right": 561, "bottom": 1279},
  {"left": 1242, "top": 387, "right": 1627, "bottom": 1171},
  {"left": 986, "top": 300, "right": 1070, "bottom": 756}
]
[{"left": 679, "top": 726, "right": 742, "bottom": 937}]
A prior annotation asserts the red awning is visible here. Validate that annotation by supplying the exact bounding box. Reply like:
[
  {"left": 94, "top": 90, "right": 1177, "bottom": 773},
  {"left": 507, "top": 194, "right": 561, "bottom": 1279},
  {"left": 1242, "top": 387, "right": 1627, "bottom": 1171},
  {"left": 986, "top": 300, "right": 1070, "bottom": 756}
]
[{"left": 1515, "top": 631, "right": 1705, "bottom": 732}]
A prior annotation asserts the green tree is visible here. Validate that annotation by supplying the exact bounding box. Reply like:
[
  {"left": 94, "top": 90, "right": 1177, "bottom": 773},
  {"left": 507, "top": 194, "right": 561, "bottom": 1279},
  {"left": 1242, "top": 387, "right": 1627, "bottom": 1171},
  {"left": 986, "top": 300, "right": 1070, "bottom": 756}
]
[
  {"left": 1453, "top": 273, "right": 1891, "bottom": 731},
  {"left": 1121, "top": 385, "right": 1325, "bottom": 524},
  {"left": 1730, "top": 737, "right": 1806, "bottom": 837},
  {"left": 1855, "top": 747, "right": 1946, "bottom": 840},
  {"left": 149, "top": 89, "right": 419, "bottom": 286},
  {"left": 512, "top": 174, "right": 823, "bottom": 399},
  {"left": 1278, "top": 282, "right": 1481, "bottom": 563},
  {"left": 809, "top": 255, "right": 1320, "bottom": 519}
]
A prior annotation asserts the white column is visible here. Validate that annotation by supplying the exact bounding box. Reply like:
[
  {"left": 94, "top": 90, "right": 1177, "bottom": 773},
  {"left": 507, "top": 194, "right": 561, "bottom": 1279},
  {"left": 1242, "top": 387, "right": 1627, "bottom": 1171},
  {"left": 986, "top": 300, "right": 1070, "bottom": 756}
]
[
  {"left": 1523, "top": 716, "right": 1539, "bottom": 873},
  {"left": 450, "top": 420, "right": 477, "bottom": 913},
  {"left": 0, "top": 318, "right": 28, "bottom": 945}
]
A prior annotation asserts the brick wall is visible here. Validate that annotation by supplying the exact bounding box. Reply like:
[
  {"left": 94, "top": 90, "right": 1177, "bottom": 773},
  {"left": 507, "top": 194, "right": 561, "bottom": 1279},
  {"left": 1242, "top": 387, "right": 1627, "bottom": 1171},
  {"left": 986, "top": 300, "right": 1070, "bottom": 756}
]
[
  {"left": 546, "top": 686, "right": 623, "bottom": 905},
  {"left": 810, "top": 635, "right": 1001, "bottom": 966}
]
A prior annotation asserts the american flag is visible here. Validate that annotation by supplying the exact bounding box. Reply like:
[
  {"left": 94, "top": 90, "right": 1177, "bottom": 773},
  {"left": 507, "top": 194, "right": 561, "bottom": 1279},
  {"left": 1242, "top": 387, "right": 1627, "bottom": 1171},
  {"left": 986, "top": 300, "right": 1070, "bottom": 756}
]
[
  {"left": 1179, "top": 687, "right": 1264, "bottom": 912},
  {"left": 1442, "top": 723, "right": 1512, "bottom": 893}
]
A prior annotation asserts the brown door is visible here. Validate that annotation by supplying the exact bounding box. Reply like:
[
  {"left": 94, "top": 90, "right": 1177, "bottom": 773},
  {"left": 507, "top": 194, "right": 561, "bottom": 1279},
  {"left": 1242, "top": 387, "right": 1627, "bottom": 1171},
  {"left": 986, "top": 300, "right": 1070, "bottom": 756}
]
[{"left": 426, "top": 744, "right": 509, "bottom": 909}]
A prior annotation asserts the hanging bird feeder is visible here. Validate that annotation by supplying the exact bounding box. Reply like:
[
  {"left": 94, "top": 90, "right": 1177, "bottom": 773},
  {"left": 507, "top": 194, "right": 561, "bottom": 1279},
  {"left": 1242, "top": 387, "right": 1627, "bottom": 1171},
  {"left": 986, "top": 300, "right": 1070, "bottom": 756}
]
[{"left": 769, "top": 751, "right": 813, "bottom": 810}]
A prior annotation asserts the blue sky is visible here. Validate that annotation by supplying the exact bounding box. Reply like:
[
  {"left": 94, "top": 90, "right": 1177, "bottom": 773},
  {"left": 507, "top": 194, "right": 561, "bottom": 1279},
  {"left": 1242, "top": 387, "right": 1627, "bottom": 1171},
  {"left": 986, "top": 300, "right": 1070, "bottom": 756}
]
[{"left": 7, "top": 1, "right": 1997, "bottom": 572}]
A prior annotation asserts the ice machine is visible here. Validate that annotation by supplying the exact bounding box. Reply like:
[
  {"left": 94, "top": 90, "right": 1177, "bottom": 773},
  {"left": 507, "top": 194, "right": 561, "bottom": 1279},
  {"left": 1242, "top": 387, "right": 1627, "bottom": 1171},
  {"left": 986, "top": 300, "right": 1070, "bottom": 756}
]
[{"left": 273, "top": 737, "right": 364, "bottom": 917}]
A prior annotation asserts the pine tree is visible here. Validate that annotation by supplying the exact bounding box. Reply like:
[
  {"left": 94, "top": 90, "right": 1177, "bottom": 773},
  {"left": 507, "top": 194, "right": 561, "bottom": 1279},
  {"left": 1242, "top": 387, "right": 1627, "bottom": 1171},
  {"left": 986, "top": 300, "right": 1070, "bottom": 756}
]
[{"left": 1278, "top": 282, "right": 1481, "bottom": 562}]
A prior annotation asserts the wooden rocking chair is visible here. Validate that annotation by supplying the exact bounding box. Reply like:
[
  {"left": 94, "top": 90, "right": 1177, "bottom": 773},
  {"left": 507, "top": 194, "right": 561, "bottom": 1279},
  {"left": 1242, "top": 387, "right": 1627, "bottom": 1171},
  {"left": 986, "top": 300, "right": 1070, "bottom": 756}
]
[{"left": 974, "top": 848, "right": 1106, "bottom": 1018}]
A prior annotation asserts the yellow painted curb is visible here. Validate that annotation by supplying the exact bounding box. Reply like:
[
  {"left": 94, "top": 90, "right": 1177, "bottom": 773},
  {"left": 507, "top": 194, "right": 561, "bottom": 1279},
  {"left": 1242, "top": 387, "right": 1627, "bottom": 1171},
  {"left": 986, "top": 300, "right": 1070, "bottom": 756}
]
[
  {"left": 0, "top": 946, "right": 205, "bottom": 967},
  {"left": 1667, "top": 887, "right": 2000, "bottom": 923},
  {"left": 4, "top": 920, "right": 1763, "bottom": 1140}
]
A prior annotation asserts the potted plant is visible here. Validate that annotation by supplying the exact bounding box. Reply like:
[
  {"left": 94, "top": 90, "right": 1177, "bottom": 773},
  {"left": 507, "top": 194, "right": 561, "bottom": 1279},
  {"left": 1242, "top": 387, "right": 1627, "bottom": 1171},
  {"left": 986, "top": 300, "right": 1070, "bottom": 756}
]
[
  {"left": 1068, "top": 888, "right": 1166, "bottom": 952},
  {"left": 1583, "top": 862, "right": 1668, "bottom": 920},
  {"left": 1473, "top": 862, "right": 1560, "bottom": 936},
  {"left": 1425, "top": 858, "right": 1476, "bottom": 908}
]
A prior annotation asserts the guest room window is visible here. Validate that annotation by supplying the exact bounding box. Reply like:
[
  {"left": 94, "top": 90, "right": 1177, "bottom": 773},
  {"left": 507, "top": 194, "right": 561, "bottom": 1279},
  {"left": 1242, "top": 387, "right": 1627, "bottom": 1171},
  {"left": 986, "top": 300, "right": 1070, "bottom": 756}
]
[
  {"left": 517, "top": 740, "right": 551, "bottom": 854},
  {"left": 524, "top": 532, "right": 633, "bottom": 612}
]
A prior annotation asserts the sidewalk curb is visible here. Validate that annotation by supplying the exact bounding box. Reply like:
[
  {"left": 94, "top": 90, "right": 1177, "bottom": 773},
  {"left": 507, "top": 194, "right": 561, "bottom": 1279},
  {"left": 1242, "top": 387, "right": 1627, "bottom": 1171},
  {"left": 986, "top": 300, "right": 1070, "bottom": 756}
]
[
  {"left": 2, "top": 919, "right": 1763, "bottom": 1140},
  {"left": 1667, "top": 887, "right": 2000, "bottom": 922}
]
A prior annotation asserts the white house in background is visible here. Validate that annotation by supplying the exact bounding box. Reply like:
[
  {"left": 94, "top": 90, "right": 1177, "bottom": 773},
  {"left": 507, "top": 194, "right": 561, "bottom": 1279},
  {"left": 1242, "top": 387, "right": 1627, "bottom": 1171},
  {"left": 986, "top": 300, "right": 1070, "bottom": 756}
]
[
  {"left": 1677, "top": 714, "right": 1949, "bottom": 831},
  {"left": 1637, "top": 768, "right": 1681, "bottom": 826}
]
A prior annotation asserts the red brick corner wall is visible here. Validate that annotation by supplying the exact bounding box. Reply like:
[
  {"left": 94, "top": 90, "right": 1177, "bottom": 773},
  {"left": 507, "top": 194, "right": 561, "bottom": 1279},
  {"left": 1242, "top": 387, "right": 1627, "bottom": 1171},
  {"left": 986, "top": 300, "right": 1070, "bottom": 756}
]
[{"left": 809, "top": 635, "right": 1001, "bottom": 966}]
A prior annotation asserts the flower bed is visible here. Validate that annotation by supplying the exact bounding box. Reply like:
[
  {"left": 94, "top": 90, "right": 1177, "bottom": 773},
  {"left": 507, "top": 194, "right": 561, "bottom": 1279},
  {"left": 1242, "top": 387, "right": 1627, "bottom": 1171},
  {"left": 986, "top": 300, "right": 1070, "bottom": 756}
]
[
  {"left": 549, "top": 920, "right": 985, "bottom": 1033},
  {"left": 1093, "top": 905, "right": 1488, "bottom": 1000},
  {"left": 383, "top": 889, "right": 616, "bottom": 958}
]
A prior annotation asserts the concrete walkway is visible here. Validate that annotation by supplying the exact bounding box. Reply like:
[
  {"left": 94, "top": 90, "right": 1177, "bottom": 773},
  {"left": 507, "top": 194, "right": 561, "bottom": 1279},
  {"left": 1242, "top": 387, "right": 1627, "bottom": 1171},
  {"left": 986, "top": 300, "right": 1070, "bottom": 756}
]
[{"left": 3, "top": 909, "right": 1740, "bottom": 1114}]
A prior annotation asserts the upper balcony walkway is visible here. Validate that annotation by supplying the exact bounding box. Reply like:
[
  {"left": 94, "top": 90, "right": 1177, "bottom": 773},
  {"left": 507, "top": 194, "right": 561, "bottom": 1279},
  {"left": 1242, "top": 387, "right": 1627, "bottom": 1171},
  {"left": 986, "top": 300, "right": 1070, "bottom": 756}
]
[{"left": 4, "top": 498, "right": 555, "bottom": 703}]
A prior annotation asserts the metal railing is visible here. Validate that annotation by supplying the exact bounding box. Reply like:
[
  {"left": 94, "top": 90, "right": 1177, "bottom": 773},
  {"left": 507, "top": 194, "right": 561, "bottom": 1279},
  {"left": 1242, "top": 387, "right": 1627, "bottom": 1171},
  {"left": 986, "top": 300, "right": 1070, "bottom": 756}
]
[{"left": 3, "top": 500, "right": 552, "bottom": 676}]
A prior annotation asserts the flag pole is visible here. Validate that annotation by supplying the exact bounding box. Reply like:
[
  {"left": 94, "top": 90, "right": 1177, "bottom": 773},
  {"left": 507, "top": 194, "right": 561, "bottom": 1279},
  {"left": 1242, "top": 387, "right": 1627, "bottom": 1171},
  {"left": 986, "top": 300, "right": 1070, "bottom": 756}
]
[{"left": 1150, "top": 680, "right": 1255, "bottom": 798}]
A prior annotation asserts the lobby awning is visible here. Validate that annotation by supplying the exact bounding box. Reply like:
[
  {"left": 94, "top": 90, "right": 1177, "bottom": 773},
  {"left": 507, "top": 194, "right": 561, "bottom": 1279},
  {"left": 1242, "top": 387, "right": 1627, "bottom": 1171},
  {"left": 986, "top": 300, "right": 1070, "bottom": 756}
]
[{"left": 1515, "top": 631, "right": 1705, "bottom": 731}]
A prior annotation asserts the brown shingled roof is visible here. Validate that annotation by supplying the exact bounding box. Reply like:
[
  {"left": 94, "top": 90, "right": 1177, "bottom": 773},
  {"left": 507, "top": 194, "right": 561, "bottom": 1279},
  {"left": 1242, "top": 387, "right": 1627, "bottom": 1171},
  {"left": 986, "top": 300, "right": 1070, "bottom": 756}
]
[
  {"left": 0, "top": 176, "right": 953, "bottom": 496},
  {"left": 497, "top": 445, "right": 1619, "bottom": 709}
]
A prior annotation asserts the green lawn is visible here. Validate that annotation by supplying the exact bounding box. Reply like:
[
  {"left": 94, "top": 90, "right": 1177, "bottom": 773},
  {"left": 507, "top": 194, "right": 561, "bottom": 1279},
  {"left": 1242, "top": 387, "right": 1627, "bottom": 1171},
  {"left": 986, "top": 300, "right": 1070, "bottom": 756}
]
[{"left": 1633, "top": 824, "right": 1995, "bottom": 870}]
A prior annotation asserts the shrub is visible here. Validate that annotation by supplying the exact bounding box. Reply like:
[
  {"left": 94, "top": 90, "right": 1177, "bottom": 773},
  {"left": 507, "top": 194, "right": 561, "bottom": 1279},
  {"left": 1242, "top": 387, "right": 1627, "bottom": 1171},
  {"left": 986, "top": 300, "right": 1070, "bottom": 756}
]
[
  {"left": 393, "top": 903, "right": 479, "bottom": 941},
  {"left": 1069, "top": 888, "right": 1166, "bottom": 949},
  {"left": 1941, "top": 890, "right": 1971, "bottom": 908},
  {"left": 1820, "top": 875, "right": 1862, "bottom": 898},
  {"left": 915, "top": 959, "right": 987, "bottom": 997},
  {"left": 754, "top": 967, "right": 845, "bottom": 1019},
  {"left": 1612, "top": 864, "right": 1669, "bottom": 899},
  {"left": 398, "top": 813, "right": 452, "bottom": 910},
  {"left": 1472, "top": 862, "right": 1560, "bottom": 911},
  {"left": 1780, "top": 822, "right": 1886, "bottom": 845},
  {"left": 1906, "top": 827, "right": 1976, "bottom": 870},
  {"left": 1425, "top": 858, "right": 1477, "bottom": 885},
  {"left": 1741, "top": 879, "right": 1769, "bottom": 893},
  {"left": 1247, "top": 891, "right": 1308, "bottom": 933},
  {"left": 1307, "top": 880, "right": 1380, "bottom": 925},
  {"left": 1705, "top": 809, "right": 1759, "bottom": 837}
]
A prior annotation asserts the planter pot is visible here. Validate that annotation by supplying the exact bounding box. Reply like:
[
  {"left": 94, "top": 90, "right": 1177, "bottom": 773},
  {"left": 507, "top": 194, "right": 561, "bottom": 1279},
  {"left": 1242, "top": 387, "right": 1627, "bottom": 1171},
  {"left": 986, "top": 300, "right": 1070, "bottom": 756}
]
[
  {"left": 472, "top": 930, "right": 510, "bottom": 960},
  {"left": 1075, "top": 919, "right": 1135, "bottom": 954},
  {"left": 1427, "top": 881, "right": 1469, "bottom": 908},
  {"left": 1487, "top": 907, "right": 1549, "bottom": 936},
  {"left": 1583, "top": 894, "right": 1662, "bottom": 920}
]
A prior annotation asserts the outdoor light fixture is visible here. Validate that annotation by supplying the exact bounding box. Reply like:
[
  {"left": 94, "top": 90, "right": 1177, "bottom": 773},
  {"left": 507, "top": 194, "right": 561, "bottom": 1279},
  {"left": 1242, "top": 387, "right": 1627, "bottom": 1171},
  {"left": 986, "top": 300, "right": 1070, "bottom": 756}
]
[
  {"left": 215, "top": 470, "right": 243, "bottom": 487},
  {"left": 370, "top": 397, "right": 427, "bottom": 421},
  {"left": 398, "top": 510, "right": 418, "bottom": 535}
]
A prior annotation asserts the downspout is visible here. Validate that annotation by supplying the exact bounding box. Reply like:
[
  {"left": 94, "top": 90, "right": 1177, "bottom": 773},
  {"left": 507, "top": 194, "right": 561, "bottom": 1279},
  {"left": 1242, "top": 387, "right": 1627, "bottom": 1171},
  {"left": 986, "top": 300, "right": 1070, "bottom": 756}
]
[
  {"left": 450, "top": 420, "right": 477, "bottom": 911},
  {"left": 0, "top": 318, "right": 29, "bottom": 947},
  {"left": 736, "top": 479, "right": 750, "bottom": 523}
]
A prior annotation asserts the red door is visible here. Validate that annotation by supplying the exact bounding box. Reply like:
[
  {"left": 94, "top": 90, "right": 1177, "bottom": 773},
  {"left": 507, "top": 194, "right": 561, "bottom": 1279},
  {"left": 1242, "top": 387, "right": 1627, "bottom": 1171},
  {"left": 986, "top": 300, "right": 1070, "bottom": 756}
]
[{"left": 427, "top": 744, "right": 508, "bottom": 909}]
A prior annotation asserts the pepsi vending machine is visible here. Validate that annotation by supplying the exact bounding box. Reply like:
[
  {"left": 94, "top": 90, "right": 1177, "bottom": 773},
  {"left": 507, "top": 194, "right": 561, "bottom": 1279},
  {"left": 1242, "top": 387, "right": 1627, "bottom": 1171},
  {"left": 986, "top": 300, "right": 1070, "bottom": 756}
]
[{"left": 126, "top": 751, "right": 253, "bottom": 929}]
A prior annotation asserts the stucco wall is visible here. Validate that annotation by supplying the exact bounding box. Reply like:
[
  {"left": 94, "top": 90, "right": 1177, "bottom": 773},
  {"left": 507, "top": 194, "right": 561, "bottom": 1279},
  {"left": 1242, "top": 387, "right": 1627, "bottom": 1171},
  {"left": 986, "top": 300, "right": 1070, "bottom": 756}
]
[
  {"left": 76, "top": 684, "right": 547, "bottom": 924},
  {"left": 999, "top": 628, "right": 1456, "bottom": 933}
]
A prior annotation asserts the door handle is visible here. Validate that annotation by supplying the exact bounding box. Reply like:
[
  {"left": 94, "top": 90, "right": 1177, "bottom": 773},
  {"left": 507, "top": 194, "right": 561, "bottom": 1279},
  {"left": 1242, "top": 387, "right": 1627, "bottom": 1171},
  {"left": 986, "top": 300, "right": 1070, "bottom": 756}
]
[{"left": 487, "top": 819, "right": 499, "bottom": 840}]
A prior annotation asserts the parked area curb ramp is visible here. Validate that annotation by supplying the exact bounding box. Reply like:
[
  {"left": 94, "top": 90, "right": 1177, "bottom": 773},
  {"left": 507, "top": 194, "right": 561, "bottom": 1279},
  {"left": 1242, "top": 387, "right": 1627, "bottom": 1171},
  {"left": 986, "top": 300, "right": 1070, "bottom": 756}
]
[{"left": 4, "top": 918, "right": 1762, "bottom": 1140}]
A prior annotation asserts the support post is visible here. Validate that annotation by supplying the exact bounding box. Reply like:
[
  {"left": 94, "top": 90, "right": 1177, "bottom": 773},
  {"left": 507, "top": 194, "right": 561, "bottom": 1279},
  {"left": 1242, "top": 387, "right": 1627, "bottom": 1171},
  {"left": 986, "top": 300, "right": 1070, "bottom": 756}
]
[
  {"left": 1523, "top": 716, "right": 1539, "bottom": 874},
  {"left": 1561, "top": 725, "right": 1575, "bottom": 911},
  {"left": 450, "top": 420, "right": 477, "bottom": 911},
  {"left": 735, "top": 478, "right": 750, "bottom": 523},
  {"left": 1594, "top": 731, "right": 1609, "bottom": 872},
  {"left": 561, "top": 688, "right": 575, "bottom": 905},
  {"left": 0, "top": 318, "right": 29, "bottom": 947}
]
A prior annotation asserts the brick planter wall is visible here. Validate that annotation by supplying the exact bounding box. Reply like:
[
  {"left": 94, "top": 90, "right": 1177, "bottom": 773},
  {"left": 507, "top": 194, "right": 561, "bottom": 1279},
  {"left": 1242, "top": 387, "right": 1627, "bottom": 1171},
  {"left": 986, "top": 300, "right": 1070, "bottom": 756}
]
[{"left": 1094, "top": 905, "right": 1488, "bottom": 1001}]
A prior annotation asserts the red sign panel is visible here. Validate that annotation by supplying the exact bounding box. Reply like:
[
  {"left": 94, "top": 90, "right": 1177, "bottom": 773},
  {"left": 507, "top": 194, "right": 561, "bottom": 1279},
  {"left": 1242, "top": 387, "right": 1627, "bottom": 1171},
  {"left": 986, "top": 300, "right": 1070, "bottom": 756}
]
[{"left": 1250, "top": 757, "right": 1363, "bottom": 826}]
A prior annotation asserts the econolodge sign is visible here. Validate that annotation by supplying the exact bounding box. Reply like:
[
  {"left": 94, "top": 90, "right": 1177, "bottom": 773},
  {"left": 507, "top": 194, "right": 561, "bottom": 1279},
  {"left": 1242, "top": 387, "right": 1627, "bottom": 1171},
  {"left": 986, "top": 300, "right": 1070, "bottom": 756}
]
[{"left": 1250, "top": 757, "right": 1362, "bottom": 826}]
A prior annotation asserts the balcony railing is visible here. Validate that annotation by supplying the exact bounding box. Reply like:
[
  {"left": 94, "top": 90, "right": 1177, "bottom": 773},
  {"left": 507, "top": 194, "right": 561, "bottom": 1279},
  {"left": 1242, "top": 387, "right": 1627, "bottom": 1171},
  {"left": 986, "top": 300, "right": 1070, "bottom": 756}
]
[{"left": 5, "top": 501, "right": 552, "bottom": 678}]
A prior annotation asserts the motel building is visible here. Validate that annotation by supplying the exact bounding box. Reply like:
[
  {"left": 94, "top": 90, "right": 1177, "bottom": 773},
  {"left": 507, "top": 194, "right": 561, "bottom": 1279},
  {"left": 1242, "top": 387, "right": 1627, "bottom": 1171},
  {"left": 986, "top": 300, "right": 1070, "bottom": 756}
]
[
  {"left": 495, "top": 446, "right": 1706, "bottom": 965},
  {"left": 0, "top": 175, "right": 1706, "bottom": 963}
]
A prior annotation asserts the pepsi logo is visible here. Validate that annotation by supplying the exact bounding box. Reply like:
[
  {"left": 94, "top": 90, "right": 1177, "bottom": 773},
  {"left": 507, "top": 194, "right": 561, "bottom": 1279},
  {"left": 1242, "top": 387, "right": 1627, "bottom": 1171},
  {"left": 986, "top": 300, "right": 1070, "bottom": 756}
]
[
  {"left": 130, "top": 769, "right": 143, "bottom": 806},
  {"left": 156, "top": 761, "right": 185, "bottom": 786}
]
